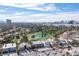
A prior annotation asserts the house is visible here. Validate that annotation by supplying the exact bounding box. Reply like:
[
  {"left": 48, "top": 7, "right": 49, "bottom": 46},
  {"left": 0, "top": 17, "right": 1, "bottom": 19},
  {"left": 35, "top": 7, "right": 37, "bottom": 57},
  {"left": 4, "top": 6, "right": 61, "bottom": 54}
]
[
  {"left": 1, "top": 42, "right": 32, "bottom": 53},
  {"left": 32, "top": 41, "right": 44, "bottom": 48},
  {"left": 2, "top": 43, "right": 16, "bottom": 53},
  {"left": 19, "top": 43, "right": 31, "bottom": 50}
]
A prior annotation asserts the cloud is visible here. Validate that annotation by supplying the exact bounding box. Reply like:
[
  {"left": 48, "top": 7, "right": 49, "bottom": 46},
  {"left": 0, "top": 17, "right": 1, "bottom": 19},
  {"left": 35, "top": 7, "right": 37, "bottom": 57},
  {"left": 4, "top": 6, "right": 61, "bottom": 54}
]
[
  {"left": 0, "top": 3, "right": 79, "bottom": 22},
  {"left": 0, "top": 12, "right": 79, "bottom": 22},
  {"left": 48, "top": 12, "right": 79, "bottom": 21},
  {"left": 0, "top": 8, "right": 9, "bottom": 13},
  {"left": 0, "top": 10, "right": 6, "bottom": 12},
  {"left": 0, "top": 3, "right": 58, "bottom": 12}
]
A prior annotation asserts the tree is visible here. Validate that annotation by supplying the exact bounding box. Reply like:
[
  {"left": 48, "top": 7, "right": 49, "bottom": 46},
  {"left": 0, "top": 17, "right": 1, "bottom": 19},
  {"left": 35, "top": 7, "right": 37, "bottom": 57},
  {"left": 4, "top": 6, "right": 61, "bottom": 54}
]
[
  {"left": 12, "top": 35, "right": 21, "bottom": 56},
  {"left": 0, "top": 43, "right": 4, "bottom": 56},
  {"left": 20, "top": 32, "right": 33, "bottom": 49},
  {"left": 31, "top": 35, "right": 35, "bottom": 38}
]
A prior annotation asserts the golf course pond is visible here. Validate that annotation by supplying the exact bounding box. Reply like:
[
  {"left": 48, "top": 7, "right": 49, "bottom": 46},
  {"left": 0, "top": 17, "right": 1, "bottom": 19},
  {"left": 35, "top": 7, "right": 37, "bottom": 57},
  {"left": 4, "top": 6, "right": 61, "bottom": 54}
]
[{"left": 28, "top": 32, "right": 51, "bottom": 41}]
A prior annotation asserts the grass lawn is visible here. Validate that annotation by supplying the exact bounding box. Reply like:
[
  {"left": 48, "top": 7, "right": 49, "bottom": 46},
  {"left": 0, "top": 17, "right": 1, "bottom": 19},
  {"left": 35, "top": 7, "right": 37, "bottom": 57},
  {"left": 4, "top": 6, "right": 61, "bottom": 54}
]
[
  {"left": 27, "top": 31, "right": 53, "bottom": 41},
  {"left": 27, "top": 29, "right": 67, "bottom": 42},
  {"left": 27, "top": 32, "right": 41, "bottom": 40}
]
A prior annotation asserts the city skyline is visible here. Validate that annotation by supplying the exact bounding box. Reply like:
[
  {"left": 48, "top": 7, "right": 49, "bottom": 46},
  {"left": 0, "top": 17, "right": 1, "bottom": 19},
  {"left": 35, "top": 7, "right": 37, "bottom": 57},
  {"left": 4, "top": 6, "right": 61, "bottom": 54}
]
[{"left": 0, "top": 3, "right": 79, "bottom": 22}]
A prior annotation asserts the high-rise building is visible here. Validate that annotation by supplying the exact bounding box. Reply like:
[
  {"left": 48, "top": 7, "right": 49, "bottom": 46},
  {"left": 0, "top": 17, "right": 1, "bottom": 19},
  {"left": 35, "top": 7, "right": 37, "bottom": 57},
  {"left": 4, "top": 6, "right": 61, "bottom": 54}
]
[
  {"left": 6, "top": 19, "right": 13, "bottom": 29},
  {"left": 6, "top": 19, "right": 11, "bottom": 24}
]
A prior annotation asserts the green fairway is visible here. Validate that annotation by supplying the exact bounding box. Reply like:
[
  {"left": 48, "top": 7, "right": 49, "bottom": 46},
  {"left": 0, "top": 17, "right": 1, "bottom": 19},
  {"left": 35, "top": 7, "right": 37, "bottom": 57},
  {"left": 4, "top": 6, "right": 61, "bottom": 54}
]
[{"left": 27, "top": 31, "right": 52, "bottom": 41}]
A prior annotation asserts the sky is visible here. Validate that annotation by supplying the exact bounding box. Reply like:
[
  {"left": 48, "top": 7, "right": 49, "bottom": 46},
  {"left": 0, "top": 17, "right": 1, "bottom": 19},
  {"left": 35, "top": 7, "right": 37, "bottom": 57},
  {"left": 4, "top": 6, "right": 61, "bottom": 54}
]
[{"left": 0, "top": 3, "right": 79, "bottom": 22}]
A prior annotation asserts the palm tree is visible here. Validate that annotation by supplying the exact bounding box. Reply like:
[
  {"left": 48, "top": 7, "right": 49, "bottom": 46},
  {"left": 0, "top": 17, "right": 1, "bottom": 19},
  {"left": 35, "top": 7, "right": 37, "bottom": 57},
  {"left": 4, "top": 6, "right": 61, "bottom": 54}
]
[
  {"left": 0, "top": 43, "right": 4, "bottom": 56},
  {"left": 21, "top": 33, "right": 29, "bottom": 42},
  {"left": 12, "top": 35, "right": 22, "bottom": 56},
  {"left": 13, "top": 29, "right": 33, "bottom": 55},
  {"left": 21, "top": 33, "right": 33, "bottom": 48}
]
